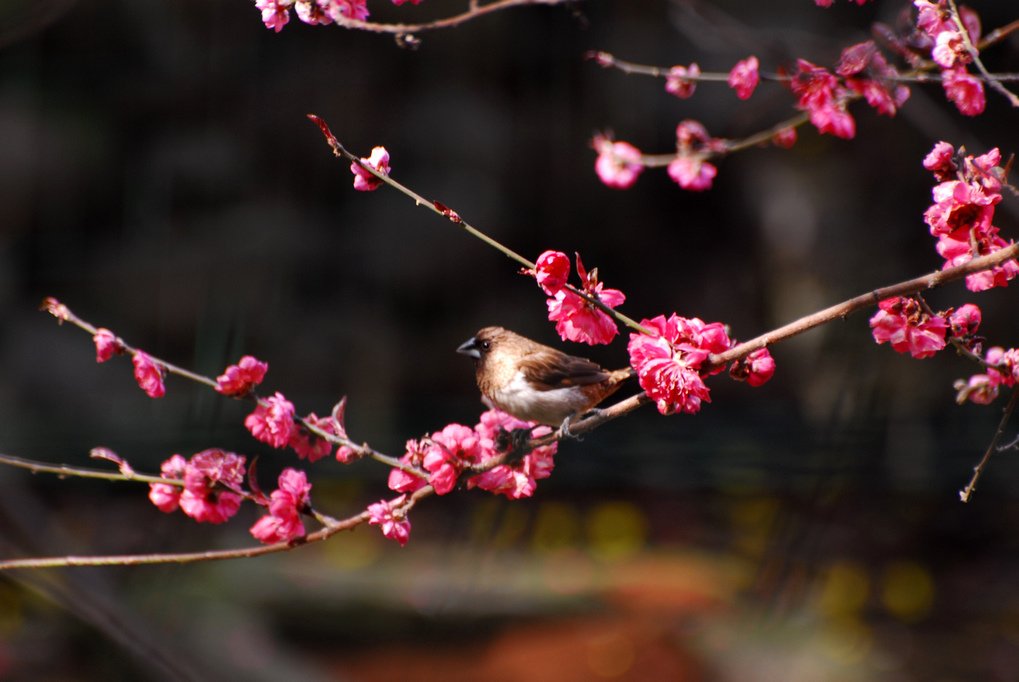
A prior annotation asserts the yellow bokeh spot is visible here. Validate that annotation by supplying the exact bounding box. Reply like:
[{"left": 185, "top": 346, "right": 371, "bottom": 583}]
[
  {"left": 881, "top": 560, "right": 934, "bottom": 623},
  {"left": 323, "top": 523, "right": 383, "bottom": 570},
  {"left": 817, "top": 561, "right": 869, "bottom": 619},
  {"left": 586, "top": 501, "right": 647, "bottom": 562},
  {"left": 531, "top": 501, "right": 581, "bottom": 552}
]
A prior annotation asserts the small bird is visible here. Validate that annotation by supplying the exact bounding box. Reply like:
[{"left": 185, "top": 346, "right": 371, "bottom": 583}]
[{"left": 457, "top": 326, "right": 633, "bottom": 428}]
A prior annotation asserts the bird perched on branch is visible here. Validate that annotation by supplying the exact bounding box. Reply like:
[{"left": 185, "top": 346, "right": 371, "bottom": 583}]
[{"left": 457, "top": 326, "right": 633, "bottom": 429}]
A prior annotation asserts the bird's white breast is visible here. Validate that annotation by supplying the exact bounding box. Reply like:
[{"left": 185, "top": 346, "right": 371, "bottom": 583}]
[{"left": 489, "top": 371, "right": 589, "bottom": 425}]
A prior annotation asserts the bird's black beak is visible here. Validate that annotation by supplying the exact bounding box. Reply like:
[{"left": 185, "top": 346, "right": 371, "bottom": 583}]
[{"left": 457, "top": 337, "right": 481, "bottom": 359}]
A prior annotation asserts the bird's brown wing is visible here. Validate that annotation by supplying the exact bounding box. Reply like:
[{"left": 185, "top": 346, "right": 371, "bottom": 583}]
[{"left": 520, "top": 350, "right": 610, "bottom": 390}]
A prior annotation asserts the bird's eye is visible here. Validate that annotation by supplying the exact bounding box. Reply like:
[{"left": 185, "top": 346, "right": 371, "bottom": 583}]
[{"left": 479, "top": 340, "right": 491, "bottom": 351}]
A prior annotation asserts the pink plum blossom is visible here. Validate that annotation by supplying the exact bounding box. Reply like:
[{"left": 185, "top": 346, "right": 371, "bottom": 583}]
[
  {"left": 149, "top": 454, "right": 187, "bottom": 513},
  {"left": 667, "top": 156, "right": 717, "bottom": 192},
  {"left": 255, "top": 0, "right": 293, "bottom": 32},
  {"left": 215, "top": 355, "right": 268, "bottom": 396},
  {"left": 423, "top": 423, "right": 481, "bottom": 495},
  {"left": 628, "top": 314, "right": 731, "bottom": 415},
  {"left": 665, "top": 64, "right": 700, "bottom": 99},
  {"left": 245, "top": 392, "right": 296, "bottom": 448},
  {"left": 351, "top": 146, "right": 391, "bottom": 191},
  {"left": 869, "top": 297, "right": 948, "bottom": 358},
  {"left": 175, "top": 449, "right": 246, "bottom": 524},
  {"left": 533, "top": 250, "right": 570, "bottom": 295},
  {"left": 468, "top": 409, "right": 557, "bottom": 499},
  {"left": 367, "top": 495, "right": 411, "bottom": 546},
  {"left": 251, "top": 468, "right": 312, "bottom": 544},
  {"left": 728, "top": 57, "right": 759, "bottom": 99},
  {"left": 93, "top": 328, "right": 121, "bottom": 363},
  {"left": 547, "top": 254, "right": 625, "bottom": 345},
  {"left": 388, "top": 439, "right": 429, "bottom": 494},
  {"left": 593, "top": 135, "right": 643, "bottom": 189},
  {"left": 132, "top": 351, "right": 166, "bottom": 398}
]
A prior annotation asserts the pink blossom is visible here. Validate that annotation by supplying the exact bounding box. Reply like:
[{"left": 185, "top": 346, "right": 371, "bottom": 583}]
[
  {"left": 730, "top": 348, "right": 776, "bottom": 387},
  {"left": 468, "top": 410, "right": 557, "bottom": 499},
  {"left": 178, "top": 449, "right": 246, "bottom": 524},
  {"left": 93, "top": 328, "right": 121, "bottom": 363},
  {"left": 869, "top": 297, "right": 948, "bottom": 358},
  {"left": 665, "top": 63, "right": 700, "bottom": 99},
  {"left": 789, "top": 59, "right": 856, "bottom": 139},
  {"left": 392, "top": 0, "right": 423, "bottom": 4},
  {"left": 251, "top": 468, "right": 311, "bottom": 544},
  {"left": 956, "top": 372, "right": 998, "bottom": 405},
  {"left": 967, "top": 148, "right": 1002, "bottom": 193},
  {"left": 289, "top": 413, "right": 338, "bottom": 462},
  {"left": 947, "top": 303, "right": 981, "bottom": 338},
  {"left": 331, "top": 0, "right": 369, "bottom": 20},
  {"left": 915, "top": 0, "right": 950, "bottom": 40},
  {"left": 923, "top": 141, "right": 957, "bottom": 180},
  {"left": 215, "top": 355, "right": 268, "bottom": 395},
  {"left": 423, "top": 423, "right": 481, "bottom": 495},
  {"left": 932, "top": 30, "right": 966, "bottom": 68},
  {"left": 1002, "top": 349, "right": 1019, "bottom": 387},
  {"left": 295, "top": 0, "right": 335, "bottom": 25},
  {"left": 942, "top": 66, "right": 985, "bottom": 116},
  {"left": 245, "top": 392, "right": 296, "bottom": 448},
  {"left": 132, "top": 351, "right": 166, "bottom": 398},
  {"left": 628, "top": 314, "right": 731, "bottom": 415},
  {"left": 593, "top": 135, "right": 643, "bottom": 189},
  {"left": 936, "top": 225, "right": 1018, "bottom": 292},
  {"left": 955, "top": 346, "right": 1016, "bottom": 404},
  {"left": 255, "top": 0, "right": 292, "bottom": 32},
  {"left": 728, "top": 56, "right": 759, "bottom": 99},
  {"left": 925, "top": 174, "right": 1000, "bottom": 237},
  {"left": 546, "top": 254, "right": 624, "bottom": 346},
  {"left": 533, "top": 250, "right": 571, "bottom": 295},
  {"left": 675, "top": 120, "right": 712, "bottom": 148},
  {"left": 367, "top": 495, "right": 411, "bottom": 546},
  {"left": 667, "top": 156, "right": 717, "bottom": 191},
  {"left": 772, "top": 127, "right": 797, "bottom": 148},
  {"left": 351, "top": 146, "right": 391, "bottom": 191},
  {"left": 149, "top": 454, "right": 187, "bottom": 513},
  {"left": 388, "top": 439, "right": 429, "bottom": 493}
]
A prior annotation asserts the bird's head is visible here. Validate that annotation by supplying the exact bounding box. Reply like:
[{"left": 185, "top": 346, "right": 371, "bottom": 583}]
[{"left": 456, "top": 326, "right": 508, "bottom": 363}]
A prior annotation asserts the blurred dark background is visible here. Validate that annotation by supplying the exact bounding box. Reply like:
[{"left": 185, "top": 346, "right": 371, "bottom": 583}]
[{"left": 2, "top": 0, "right": 1019, "bottom": 679}]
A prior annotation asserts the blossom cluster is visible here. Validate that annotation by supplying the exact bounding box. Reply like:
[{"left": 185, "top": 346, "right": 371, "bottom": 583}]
[
  {"left": 922, "top": 142, "right": 1017, "bottom": 292},
  {"left": 250, "top": 469, "right": 313, "bottom": 544},
  {"left": 817, "top": 2, "right": 986, "bottom": 116},
  {"left": 955, "top": 346, "right": 1019, "bottom": 406},
  {"left": 529, "top": 250, "right": 626, "bottom": 345},
  {"left": 244, "top": 390, "right": 356, "bottom": 462},
  {"left": 627, "top": 314, "right": 774, "bottom": 415},
  {"left": 149, "top": 449, "right": 247, "bottom": 524},
  {"left": 869, "top": 296, "right": 1019, "bottom": 407},
  {"left": 913, "top": 1, "right": 985, "bottom": 116},
  {"left": 869, "top": 297, "right": 952, "bottom": 359},
  {"left": 387, "top": 409, "right": 558, "bottom": 503},
  {"left": 254, "top": 0, "right": 370, "bottom": 32}
]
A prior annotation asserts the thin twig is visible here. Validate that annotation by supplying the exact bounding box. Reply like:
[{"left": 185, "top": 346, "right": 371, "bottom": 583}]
[
  {"left": 331, "top": 0, "right": 575, "bottom": 37},
  {"left": 0, "top": 485, "right": 432, "bottom": 570},
  {"left": 960, "top": 387, "right": 1019, "bottom": 502},
  {"left": 948, "top": 0, "right": 1019, "bottom": 108}
]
